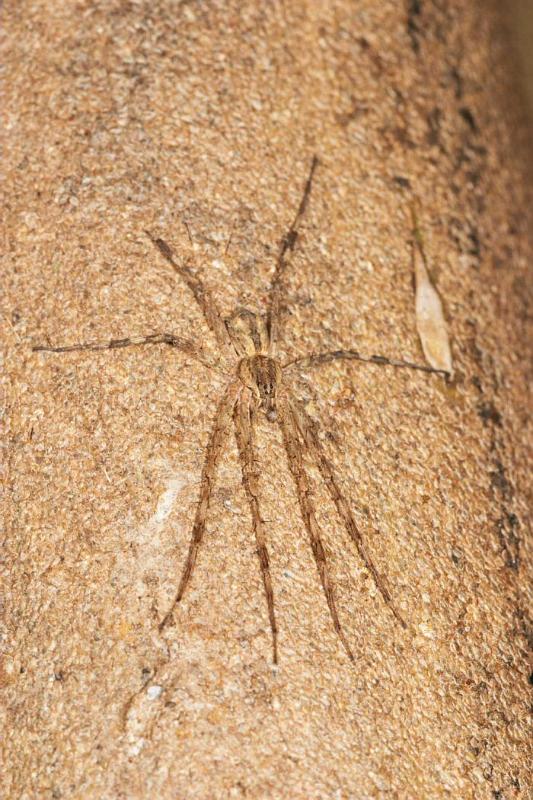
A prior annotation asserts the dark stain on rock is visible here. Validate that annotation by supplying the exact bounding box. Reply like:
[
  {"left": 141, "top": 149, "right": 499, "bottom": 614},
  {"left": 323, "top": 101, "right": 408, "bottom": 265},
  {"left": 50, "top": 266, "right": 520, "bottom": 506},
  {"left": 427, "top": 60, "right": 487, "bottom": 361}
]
[
  {"left": 459, "top": 106, "right": 478, "bottom": 134},
  {"left": 393, "top": 175, "right": 411, "bottom": 189},
  {"left": 450, "top": 66, "right": 463, "bottom": 99},
  {"left": 490, "top": 460, "right": 511, "bottom": 498},
  {"left": 407, "top": 0, "right": 422, "bottom": 54},
  {"left": 427, "top": 107, "right": 444, "bottom": 149},
  {"left": 448, "top": 217, "right": 481, "bottom": 259},
  {"left": 496, "top": 512, "right": 520, "bottom": 570},
  {"left": 478, "top": 402, "right": 502, "bottom": 427}
]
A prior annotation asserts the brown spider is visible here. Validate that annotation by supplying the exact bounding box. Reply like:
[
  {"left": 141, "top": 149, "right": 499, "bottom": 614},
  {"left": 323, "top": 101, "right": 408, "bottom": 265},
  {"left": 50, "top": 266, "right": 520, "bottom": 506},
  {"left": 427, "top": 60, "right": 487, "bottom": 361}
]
[{"left": 34, "top": 157, "right": 448, "bottom": 663}]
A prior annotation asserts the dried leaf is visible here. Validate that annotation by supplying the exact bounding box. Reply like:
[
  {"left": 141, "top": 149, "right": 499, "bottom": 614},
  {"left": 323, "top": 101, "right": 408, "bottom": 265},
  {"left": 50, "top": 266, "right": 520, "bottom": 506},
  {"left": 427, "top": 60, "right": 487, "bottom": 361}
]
[{"left": 413, "top": 238, "right": 453, "bottom": 375}]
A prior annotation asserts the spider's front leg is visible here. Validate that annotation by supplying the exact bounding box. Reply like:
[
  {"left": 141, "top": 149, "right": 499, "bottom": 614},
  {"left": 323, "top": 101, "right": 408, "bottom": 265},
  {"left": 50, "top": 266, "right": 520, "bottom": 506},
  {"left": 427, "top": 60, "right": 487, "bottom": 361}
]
[
  {"left": 33, "top": 332, "right": 218, "bottom": 371},
  {"left": 233, "top": 390, "right": 279, "bottom": 664},
  {"left": 145, "top": 231, "right": 234, "bottom": 356},
  {"left": 159, "top": 380, "right": 240, "bottom": 631},
  {"left": 277, "top": 393, "right": 355, "bottom": 662},
  {"left": 285, "top": 349, "right": 449, "bottom": 377},
  {"left": 267, "top": 156, "right": 320, "bottom": 356},
  {"left": 288, "top": 391, "right": 407, "bottom": 630}
]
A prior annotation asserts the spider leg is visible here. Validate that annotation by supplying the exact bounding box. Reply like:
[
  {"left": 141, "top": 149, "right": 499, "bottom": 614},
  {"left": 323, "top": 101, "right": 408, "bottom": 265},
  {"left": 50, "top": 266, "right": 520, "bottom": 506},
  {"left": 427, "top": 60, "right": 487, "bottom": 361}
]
[
  {"left": 234, "top": 389, "right": 279, "bottom": 664},
  {"left": 159, "top": 380, "right": 240, "bottom": 632},
  {"left": 145, "top": 230, "right": 233, "bottom": 353},
  {"left": 33, "top": 332, "right": 219, "bottom": 371},
  {"left": 287, "top": 390, "right": 407, "bottom": 630},
  {"left": 267, "top": 156, "right": 320, "bottom": 355},
  {"left": 278, "top": 394, "right": 355, "bottom": 662},
  {"left": 284, "top": 349, "right": 449, "bottom": 377}
]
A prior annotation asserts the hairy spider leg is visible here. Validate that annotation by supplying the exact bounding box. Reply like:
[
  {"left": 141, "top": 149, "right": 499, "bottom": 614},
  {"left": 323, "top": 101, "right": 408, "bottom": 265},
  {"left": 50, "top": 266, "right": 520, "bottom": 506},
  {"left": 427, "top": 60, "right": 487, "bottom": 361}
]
[
  {"left": 288, "top": 391, "right": 407, "bottom": 629},
  {"left": 159, "top": 381, "right": 240, "bottom": 631},
  {"left": 284, "top": 349, "right": 449, "bottom": 377},
  {"left": 267, "top": 156, "right": 320, "bottom": 356},
  {"left": 145, "top": 230, "right": 234, "bottom": 354},
  {"left": 32, "top": 332, "right": 216, "bottom": 371},
  {"left": 234, "top": 389, "right": 279, "bottom": 663},
  {"left": 278, "top": 394, "right": 355, "bottom": 662}
]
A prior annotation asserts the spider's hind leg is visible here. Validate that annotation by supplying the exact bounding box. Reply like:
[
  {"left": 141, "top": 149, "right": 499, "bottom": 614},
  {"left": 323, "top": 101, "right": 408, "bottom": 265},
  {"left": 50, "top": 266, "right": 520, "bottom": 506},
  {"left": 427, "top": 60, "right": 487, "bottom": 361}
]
[
  {"left": 234, "top": 390, "right": 279, "bottom": 664},
  {"left": 278, "top": 394, "right": 355, "bottom": 662},
  {"left": 159, "top": 381, "right": 239, "bottom": 632},
  {"left": 288, "top": 391, "right": 407, "bottom": 630}
]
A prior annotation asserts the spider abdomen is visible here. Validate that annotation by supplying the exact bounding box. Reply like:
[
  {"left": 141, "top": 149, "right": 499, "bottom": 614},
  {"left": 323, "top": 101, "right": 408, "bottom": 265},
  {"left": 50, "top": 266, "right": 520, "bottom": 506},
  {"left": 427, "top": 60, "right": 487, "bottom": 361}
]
[{"left": 238, "top": 355, "right": 282, "bottom": 422}]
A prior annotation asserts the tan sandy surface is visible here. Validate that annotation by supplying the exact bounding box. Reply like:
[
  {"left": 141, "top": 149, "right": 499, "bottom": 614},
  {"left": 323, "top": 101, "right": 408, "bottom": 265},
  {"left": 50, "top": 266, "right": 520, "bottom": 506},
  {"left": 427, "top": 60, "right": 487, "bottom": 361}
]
[{"left": 2, "top": 2, "right": 532, "bottom": 798}]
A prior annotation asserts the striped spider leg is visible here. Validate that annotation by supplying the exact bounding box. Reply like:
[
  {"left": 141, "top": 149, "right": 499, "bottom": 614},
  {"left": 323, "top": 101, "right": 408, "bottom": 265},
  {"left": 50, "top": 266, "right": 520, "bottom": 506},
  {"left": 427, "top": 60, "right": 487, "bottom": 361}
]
[
  {"left": 158, "top": 378, "right": 241, "bottom": 631},
  {"left": 276, "top": 390, "right": 356, "bottom": 661},
  {"left": 33, "top": 332, "right": 217, "bottom": 372},
  {"left": 33, "top": 225, "right": 235, "bottom": 367},
  {"left": 233, "top": 385, "right": 279, "bottom": 663},
  {"left": 34, "top": 156, "right": 448, "bottom": 665}
]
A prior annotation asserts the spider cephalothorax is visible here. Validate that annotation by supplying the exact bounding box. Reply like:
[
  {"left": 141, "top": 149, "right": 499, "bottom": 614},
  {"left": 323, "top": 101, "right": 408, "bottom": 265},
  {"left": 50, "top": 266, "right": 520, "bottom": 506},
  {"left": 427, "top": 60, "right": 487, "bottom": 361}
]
[
  {"left": 238, "top": 354, "right": 282, "bottom": 422},
  {"left": 226, "top": 309, "right": 282, "bottom": 422},
  {"left": 34, "top": 156, "right": 448, "bottom": 664}
]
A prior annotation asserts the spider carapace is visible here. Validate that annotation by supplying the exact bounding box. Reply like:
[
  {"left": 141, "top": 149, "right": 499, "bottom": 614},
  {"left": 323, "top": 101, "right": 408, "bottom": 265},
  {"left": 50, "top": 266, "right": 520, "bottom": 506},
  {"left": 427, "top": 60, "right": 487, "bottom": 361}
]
[
  {"left": 34, "top": 157, "right": 448, "bottom": 664},
  {"left": 229, "top": 310, "right": 282, "bottom": 423}
]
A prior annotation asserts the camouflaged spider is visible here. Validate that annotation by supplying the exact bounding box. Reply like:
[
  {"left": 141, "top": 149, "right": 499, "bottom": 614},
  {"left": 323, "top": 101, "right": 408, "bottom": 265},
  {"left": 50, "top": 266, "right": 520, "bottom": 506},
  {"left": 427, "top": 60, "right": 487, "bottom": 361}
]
[{"left": 34, "top": 157, "right": 447, "bottom": 663}]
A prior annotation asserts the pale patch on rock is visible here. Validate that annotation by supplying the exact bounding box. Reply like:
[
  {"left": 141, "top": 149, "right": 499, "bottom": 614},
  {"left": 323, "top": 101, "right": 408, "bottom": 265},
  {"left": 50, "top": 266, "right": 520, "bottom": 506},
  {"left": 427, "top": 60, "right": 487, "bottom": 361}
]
[{"left": 112, "top": 463, "right": 191, "bottom": 618}]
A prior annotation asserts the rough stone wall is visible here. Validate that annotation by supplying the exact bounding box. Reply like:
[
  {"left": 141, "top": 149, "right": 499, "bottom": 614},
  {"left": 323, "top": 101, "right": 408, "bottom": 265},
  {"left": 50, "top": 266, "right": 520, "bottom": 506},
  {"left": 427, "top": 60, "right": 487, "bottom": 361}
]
[{"left": 2, "top": 2, "right": 531, "bottom": 798}]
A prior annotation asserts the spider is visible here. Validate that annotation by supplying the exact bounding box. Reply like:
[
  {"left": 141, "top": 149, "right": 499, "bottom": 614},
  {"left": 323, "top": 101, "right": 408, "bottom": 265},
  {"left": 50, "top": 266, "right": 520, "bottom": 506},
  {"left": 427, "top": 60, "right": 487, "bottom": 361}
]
[{"left": 34, "top": 157, "right": 448, "bottom": 664}]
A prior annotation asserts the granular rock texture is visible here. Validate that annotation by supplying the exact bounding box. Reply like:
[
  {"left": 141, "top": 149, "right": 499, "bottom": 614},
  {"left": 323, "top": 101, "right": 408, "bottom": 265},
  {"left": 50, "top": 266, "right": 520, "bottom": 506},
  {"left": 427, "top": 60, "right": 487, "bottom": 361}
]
[{"left": 2, "top": 2, "right": 531, "bottom": 798}]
